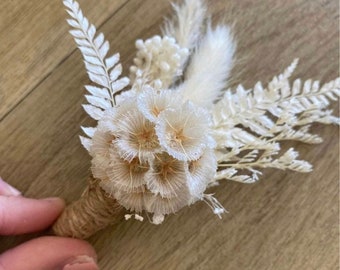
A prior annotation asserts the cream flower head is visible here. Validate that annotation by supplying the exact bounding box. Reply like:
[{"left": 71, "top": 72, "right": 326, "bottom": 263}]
[
  {"left": 130, "top": 35, "right": 189, "bottom": 87},
  {"left": 89, "top": 85, "right": 217, "bottom": 223},
  {"left": 156, "top": 101, "right": 215, "bottom": 161}
]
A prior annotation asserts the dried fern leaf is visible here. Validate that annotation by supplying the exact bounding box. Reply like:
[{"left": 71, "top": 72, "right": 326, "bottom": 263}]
[
  {"left": 213, "top": 61, "right": 340, "bottom": 143},
  {"left": 63, "top": 0, "right": 130, "bottom": 115}
]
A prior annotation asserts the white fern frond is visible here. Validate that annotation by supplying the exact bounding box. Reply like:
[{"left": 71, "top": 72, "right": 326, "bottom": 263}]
[
  {"left": 79, "top": 136, "right": 92, "bottom": 152},
  {"left": 217, "top": 146, "right": 312, "bottom": 175},
  {"left": 280, "top": 58, "right": 299, "bottom": 79},
  {"left": 275, "top": 125, "right": 323, "bottom": 144},
  {"left": 268, "top": 58, "right": 299, "bottom": 92},
  {"left": 63, "top": 0, "right": 130, "bottom": 117},
  {"left": 214, "top": 168, "right": 237, "bottom": 180},
  {"left": 81, "top": 126, "right": 97, "bottom": 138},
  {"left": 84, "top": 85, "right": 111, "bottom": 100},
  {"left": 213, "top": 127, "right": 276, "bottom": 150},
  {"left": 214, "top": 168, "right": 260, "bottom": 184},
  {"left": 178, "top": 25, "right": 236, "bottom": 109},
  {"left": 82, "top": 104, "right": 104, "bottom": 120},
  {"left": 213, "top": 61, "right": 340, "bottom": 143},
  {"left": 271, "top": 148, "right": 313, "bottom": 172},
  {"left": 238, "top": 150, "right": 260, "bottom": 163}
]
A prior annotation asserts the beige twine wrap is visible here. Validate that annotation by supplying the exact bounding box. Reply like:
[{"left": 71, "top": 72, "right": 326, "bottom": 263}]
[{"left": 52, "top": 176, "right": 125, "bottom": 239}]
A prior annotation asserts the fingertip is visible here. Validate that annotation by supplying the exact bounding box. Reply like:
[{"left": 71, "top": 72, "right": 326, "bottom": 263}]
[
  {"left": 0, "top": 196, "right": 66, "bottom": 235},
  {"left": 0, "top": 236, "right": 98, "bottom": 270},
  {"left": 42, "top": 197, "right": 66, "bottom": 211},
  {"left": 0, "top": 177, "right": 21, "bottom": 196}
]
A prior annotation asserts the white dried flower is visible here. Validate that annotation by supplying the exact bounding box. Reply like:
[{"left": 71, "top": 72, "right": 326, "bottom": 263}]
[
  {"left": 105, "top": 149, "right": 149, "bottom": 192},
  {"left": 91, "top": 155, "right": 110, "bottom": 181},
  {"left": 186, "top": 148, "right": 217, "bottom": 201},
  {"left": 137, "top": 88, "right": 182, "bottom": 123},
  {"left": 143, "top": 187, "right": 190, "bottom": 215},
  {"left": 113, "top": 106, "right": 162, "bottom": 162},
  {"left": 130, "top": 35, "right": 189, "bottom": 87},
  {"left": 89, "top": 123, "right": 115, "bottom": 158},
  {"left": 113, "top": 188, "right": 146, "bottom": 213},
  {"left": 155, "top": 101, "right": 214, "bottom": 161},
  {"left": 145, "top": 152, "right": 187, "bottom": 198},
  {"left": 87, "top": 88, "right": 216, "bottom": 221}
]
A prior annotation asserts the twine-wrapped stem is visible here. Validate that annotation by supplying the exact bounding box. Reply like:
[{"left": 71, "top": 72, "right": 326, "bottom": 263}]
[{"left": 52, "top": 176, "right": 125, "bottom": 239}]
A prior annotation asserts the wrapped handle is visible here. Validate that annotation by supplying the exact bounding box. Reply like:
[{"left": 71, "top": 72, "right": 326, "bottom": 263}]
[{"left": 52, "top": 176, "right": 124, "bottom": 239}]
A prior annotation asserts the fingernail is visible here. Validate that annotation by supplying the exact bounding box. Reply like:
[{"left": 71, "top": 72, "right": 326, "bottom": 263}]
[
  {"left": 63, "top": 255, "right": 98, "bottom": 270},
  {"left": 0, "top": 177, "right": 21, "bottom": 196},
  {"left": 42, "top": 197, "right": 63, "bottom": 202},
  {"left": 42, "top": 197, "right": 65, "bottom": 206}
]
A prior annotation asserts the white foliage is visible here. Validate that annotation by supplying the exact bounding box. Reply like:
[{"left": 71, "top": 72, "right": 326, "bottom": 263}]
[
  {"left": 212, "top": 60, "right": 339, "bottom": 184},
  {"left": 63, "top": 0, "right": 130, "bottom": 115},
  {"left": 82, "top": 104, "right": 104, "bottom": 120},
  {"left": 215, "top": 168, "right": 261, "bottom": 184},
  {"left": 178, "top": 25, "right": 236, "bottom": 109},
  {"left": 81, "top": 127, "right": 96, "bottom": 138},
  {"left": 79, "top": 136, "right": 92, "bottom": 152},
  {"left": 271, "top": 148, "right": 313, "bottom": 172},
  {"left": 212, "top": 60, "right": 340, "bottom": 139},
  {"left": 63, "top": 0, "right": 130, "bottom": 148}
]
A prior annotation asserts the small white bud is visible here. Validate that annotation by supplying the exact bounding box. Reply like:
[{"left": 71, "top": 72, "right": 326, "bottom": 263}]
[{"left": 152, "top": 214, "right": 165, "bottom": 225}]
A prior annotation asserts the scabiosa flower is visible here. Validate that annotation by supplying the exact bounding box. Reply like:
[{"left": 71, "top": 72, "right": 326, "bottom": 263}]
[
  {"left": 113, "top": 106, "right": 162, "bottom": 162},
  {"left": 186, "top": 148, "right": 217, "bottom": 201},
  {"left": 89, "top": 123, "right": 115, "bottom": 158},
  {"left": 105, "top": 148, "right": 149, "bottom": 193},
  {"left": 86, "top": 88, "right": 220, "bottom": 223},
  {"left": 143, "top": 187, "right": 190, "bottom": 217},
  {"left": 145, "top": 152, "right": 187, "bottom": 198},
  {"left": 156, "top": 101, "right": 214, "bottom": 161},
  {"left": 137, "top": 88, "right": 182, "bottom": 123},
  {"left": 112, "top": 188, "right": 146, "bottom": 213},
  {"left": 130, "top": 35, "right": 189, "bottom": 87},
  {"left": 91, "top": 155, "right": 111, "bottom": 181},
  {"left": 90, "top": 123, "right": 116, "bottom": 181}
]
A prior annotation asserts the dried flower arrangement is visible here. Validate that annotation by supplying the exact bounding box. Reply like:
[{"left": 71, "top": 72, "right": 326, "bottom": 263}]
[{"left": 52, "top": 0, "right": 340, "bottom": 239}]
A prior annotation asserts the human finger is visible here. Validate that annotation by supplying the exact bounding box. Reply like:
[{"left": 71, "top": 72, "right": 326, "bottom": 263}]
[
  {"left": 0, "top": 177, "right": 21, "bottom": 197},
  {"left": 0, "top": 236, "right": 98, "bottom": 270},
  {"left": 0, "top": 196, "right": 65, "bottom": 235}
]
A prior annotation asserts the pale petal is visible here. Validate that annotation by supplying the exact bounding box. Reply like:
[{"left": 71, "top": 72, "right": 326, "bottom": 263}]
[
  {"left": 156, "top": 101, "right": 212, "bottom": 161},
  {"left": 137, "top": 88, "right": 183, "bottom": 122},
  {"left": 106, "top": 149, "right": 149, "bottom": 192},
  {"left": 114, "top": 107, "right": 161, "bottom": 161},
  {"left": 186, "top": 148, "right": 217, "bottom": 201},
  {"left": 112, "top": 188, "right": 146, "bottom": 213},
  {"left": 143, "top": 188, "right": 190, "bottom": 215},
  {"left": 145, "top": 153, "right": 187, "bottom": 198}
]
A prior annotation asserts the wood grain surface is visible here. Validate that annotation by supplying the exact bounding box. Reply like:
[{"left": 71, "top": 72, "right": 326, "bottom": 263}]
[{"left": 0, "top": 1, "right": 339, "bottom": 269}]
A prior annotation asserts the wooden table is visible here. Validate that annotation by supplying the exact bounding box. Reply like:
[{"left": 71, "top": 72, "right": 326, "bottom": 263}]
[{"left": 0, "top": 1, "right": 338, "bottom": 269}]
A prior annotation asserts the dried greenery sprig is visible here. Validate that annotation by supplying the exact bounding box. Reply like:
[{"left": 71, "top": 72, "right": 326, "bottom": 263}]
[
  {"left": 212, "top": 60, "right": 340, "bottom": 183},
  {"left": 54, "top": 0, "right": 339, "bottom": 237}
]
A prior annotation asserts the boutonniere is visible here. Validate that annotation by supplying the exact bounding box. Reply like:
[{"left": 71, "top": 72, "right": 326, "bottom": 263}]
[{"left": 52, "top": 0, "right": 339, "bottom": 239}]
